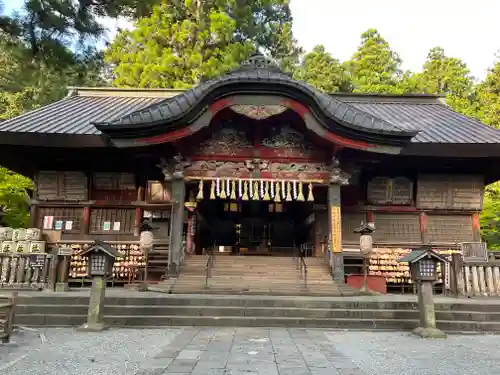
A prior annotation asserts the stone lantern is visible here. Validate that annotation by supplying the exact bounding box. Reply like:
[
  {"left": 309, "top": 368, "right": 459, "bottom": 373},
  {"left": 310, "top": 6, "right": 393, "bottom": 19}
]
[
  {"left": 399, "top": 247, "right": 449, "bottom": 338},
  {"left": 77, "top": 240, "right": 120, "bottom": 332},
  {"left": 354, "top": 221, "right": 375, "bottom": 292}
]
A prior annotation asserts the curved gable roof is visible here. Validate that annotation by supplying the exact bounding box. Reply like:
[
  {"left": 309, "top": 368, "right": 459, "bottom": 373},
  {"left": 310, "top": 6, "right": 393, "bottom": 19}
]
[{"left": 94, "top": 54, "right": 418, "bottom": 144}]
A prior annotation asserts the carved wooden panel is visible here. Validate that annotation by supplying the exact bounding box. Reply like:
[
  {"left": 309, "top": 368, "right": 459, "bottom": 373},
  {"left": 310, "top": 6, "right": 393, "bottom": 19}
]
[
  {"left": 89, "top": 208, "right": 135, "bottom": 234},
  {"left": 36, "top": 171, "right": 87, "bottom": 201},
  {"left": 367, "top": 177, "right": 413, "bottom": 205},
  {"left": 372, "top": 213, "right": 421, "bottom": 243},
  {"left": 36, "top": 171, "right": 60, "bottom": 200},
  {"left": 427, "top": 214, "right": 473, "bottom": 243},
  {"left": 147, "top": 181, "right": 172, "bottom": 202},
  {"left": 341, "top": 213, "right": 366, "bottom": 242},
  {"left": 36, "top": 207, "right": 83, "bottom": 232},
  {"left": 61, "top": 172, "right": 87, "bottom": 201},
  {"left": 417, "top": 174, "right": 483, "bottom": 210},
  {"left": 93, "top": 173, "right": 136, "bottom": 190},
  {"left": 367, "top": 177, "right": 390, "bottom": 204}
]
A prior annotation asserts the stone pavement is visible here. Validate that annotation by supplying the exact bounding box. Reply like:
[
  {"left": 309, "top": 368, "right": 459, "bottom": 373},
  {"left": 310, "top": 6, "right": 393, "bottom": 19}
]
[
  {"left": 139, "top": 328, "right": 364, "bottom": 375},
  {"left": 2, "top": 327, "right": 500, "bottom": 375}
]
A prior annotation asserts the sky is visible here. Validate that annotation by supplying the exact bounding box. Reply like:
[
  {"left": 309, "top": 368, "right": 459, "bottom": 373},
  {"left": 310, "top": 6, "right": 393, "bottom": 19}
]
[{"left": 4, "top": 0, "right": 500, "bottom": 81}]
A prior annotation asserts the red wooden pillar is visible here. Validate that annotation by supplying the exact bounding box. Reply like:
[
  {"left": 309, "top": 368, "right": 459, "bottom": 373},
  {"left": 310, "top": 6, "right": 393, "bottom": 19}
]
[
  {"left": 420, "top": 212, "right": 429, "bottom": 244},
  {"left": 472, "top": 213, "right": 481, "bottom": 242},
  {"left": 366, "top": 211, "right": 374, "bottom": 224},
  {"left": 82, "top": 206, "right": 90, "bottom": 235}
]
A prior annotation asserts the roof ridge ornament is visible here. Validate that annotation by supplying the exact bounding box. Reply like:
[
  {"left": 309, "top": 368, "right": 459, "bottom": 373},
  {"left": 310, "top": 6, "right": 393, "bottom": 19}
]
[{"left": 232, "top": 52, "right": 284, "bottom": 74}]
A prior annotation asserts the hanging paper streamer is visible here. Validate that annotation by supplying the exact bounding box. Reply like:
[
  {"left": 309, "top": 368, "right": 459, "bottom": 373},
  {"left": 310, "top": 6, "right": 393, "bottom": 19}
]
[
  {"left": 238, "top": 179, "right": 243, "bottom": 199},
  {"left": 220, "top": 179, "right": 227, "bottom": 199},
  {"left": 230, "top": 180, "right": 236, "bottom": 200},
  {"left": 242, "top": 181, "right": 249, "bottom": 200},
  {"left": 196, "top": 180, "right": 204, "bottom": 201},
  {"left": 285, "top": 181, "right": 292, "bottom": 201},
  {"left": 249, "top": 179, "right": 253, "bottom": 199},
  {"left": 307, "top": 183, "right": 314, "bottom": 202},
  {"left": 210, "top": 180, "right": 216, "bottom": 200},
  {"left": 275, "top": 183, "right": 281, "bottom": 202},
  {"left": 253, "top": 181, "right": 259, "bottom": 200},
  {"left": 215, "top": 178, "right": 221, "bottom": 197},
  {"left": 292, "top": 180, "right": 298, "bottom": 200},
  {"left": 297, "top": 182, "right": 305, "bottom": 201},
  {"left": 260, "top": 180, "right": 264, "bottom": 200},
  {"left": 270, "top": 181, "right": 275, "bottom": 199},
  {"left": 263, "top": 181, "right": 270, "bottom": 201},
  {"left": 226, "top": 179, "right": 231, "bottom": 198},
  {"left": 281, "top": 181, "right": 286, "bottom": 200}
]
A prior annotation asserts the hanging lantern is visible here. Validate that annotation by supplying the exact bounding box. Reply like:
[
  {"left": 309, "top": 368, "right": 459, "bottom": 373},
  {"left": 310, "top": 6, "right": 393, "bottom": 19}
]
[
  {"left": 196, "top": 180, "right": 204, "bottom": 201},
  {"left": 307, "top": 183, "right": 314, "bottom": 202}
]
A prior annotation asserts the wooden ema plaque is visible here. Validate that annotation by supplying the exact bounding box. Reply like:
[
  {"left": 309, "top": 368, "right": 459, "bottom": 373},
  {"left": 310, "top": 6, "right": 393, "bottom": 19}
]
[{"left": 330, "top": 206, "right": 342, "bottom": 253}]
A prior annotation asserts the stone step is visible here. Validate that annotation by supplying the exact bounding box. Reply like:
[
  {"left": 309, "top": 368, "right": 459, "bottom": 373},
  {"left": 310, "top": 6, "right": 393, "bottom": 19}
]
[
  {"left": 15, "top": 304, "right": 500, "bottom": 321},
  {"left": 13, "top": 312, "right": 500, "bottom": 332}
]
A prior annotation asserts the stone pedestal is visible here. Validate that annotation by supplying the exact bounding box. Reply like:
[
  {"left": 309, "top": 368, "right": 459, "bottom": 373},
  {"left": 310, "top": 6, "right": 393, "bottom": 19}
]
[
  {"left": 77, "top": 276, "right": 108, "bottom": 332},
  {"left": 413, "top": 281, "right": 447, "bottom": 338}
]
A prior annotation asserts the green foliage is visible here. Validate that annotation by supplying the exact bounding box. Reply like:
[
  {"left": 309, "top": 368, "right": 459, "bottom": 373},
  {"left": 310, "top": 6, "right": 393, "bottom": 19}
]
[
  {"left": 472, "top": 61, "right": 500, "bottom": 129},
  {"left": 106, "top": 2, "right": 254, "bottom": 88},
  {"left": 346, "top": 29, "right": 403, "bottom": 93},
  {"left": 106, "top": 0, "right": 301, "bottom": 87},
  {"left": 481, "top": 183, "right": 500, "bottom": 250},
  {"left": 0, "top": 167, "right": 32, "bottom": 228},
  {"left": 293, "top": 45, "right": 349, "bottom": 93}
]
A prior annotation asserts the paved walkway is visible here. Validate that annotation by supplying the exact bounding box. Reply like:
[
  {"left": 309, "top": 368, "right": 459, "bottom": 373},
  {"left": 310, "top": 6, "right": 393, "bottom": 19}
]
[{"left": 1, "top": 327, "right": 500, "bottom": 375}]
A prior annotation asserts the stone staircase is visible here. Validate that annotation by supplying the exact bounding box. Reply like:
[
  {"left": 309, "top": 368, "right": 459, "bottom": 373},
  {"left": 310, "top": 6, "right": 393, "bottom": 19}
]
[
  {"left": 146, "top": 243, "right": 170, "bottom": 279},
  {"left": 149, "top": 255, "right": 361, "bottom": 296}
]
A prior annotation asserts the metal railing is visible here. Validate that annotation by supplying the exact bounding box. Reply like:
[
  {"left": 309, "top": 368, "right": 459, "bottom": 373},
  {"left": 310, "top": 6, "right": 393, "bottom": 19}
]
[
  {"left": 298, "top": 244, "right": 308, "bottom": 288},
  {"left": 205, "top": 242, "right": 216, "bottom": 288}
]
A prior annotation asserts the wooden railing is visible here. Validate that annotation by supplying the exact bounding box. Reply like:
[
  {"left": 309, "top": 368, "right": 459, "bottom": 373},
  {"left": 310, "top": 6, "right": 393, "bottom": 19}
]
[
  {"left": 449, "top": 254, "right": 500, "bottom": 297},
  {"left": 0, "top": 253, "right": 55, "bottom": 290},
  {"left": 0, "top": 292, "right": 17, "bottom": 343}
]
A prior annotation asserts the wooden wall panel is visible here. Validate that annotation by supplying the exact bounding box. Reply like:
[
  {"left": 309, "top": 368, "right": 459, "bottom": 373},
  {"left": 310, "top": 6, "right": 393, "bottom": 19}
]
[
  {"left": 36, "top": 207, "right": 83, "bottom": 232},
  {"left": 417, "top": 174, "right": 483, "bottom": 210},
  {"left": 367, "top": 177, "right": 413, "bottom": 205},
  {"left": 89, "top": 208, "right": 136, "bottom": 234},
  {"left": 36, "top": 171, "right": 87, "bottom": 201},
  {"left": 92, "top": 172, "right": 136, "bottom": 202},
  {"left": 372, "top": 213, "right": 421, "bottom": 243},
  {"left": 427, "top": 214, "right": 473, "bottom": 244},
  {"left": 341, "top": 212, "right": 366, "bottom": 242}
]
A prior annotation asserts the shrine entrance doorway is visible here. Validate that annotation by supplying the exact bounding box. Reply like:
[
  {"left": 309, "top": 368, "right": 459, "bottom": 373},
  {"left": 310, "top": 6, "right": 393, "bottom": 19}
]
[{"left": 195, "top": 193, "right": 316, "bottom": 257}]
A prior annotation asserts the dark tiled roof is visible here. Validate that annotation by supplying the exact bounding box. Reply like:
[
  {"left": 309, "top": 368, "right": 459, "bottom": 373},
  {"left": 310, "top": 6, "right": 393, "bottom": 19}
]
[
  {"left": 97, "top": 55, "right": 416, "bottom": 139},
  {"left": 334, "top": 95, "right": 500, "bottom": 144},
  {"left": 0, "top": 89, "right": 168, "bottom": 135}
]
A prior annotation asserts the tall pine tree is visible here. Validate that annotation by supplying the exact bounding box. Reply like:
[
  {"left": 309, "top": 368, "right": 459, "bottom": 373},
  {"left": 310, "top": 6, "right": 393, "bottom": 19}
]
[{"left": 346, "top": 29, "right": 402, "bottom": 93}]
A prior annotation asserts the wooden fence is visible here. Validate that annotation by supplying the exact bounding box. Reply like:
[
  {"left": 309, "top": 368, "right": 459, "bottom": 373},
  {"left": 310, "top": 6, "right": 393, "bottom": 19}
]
[
  {"left": 0, "top": 292, "right": 17, "bottom": 343},
  {"left": 0, "top": 253, "right": 55, "bottom": 290},
  {"left": 448, "top": 253, "right": 500, "bottom": 297}
]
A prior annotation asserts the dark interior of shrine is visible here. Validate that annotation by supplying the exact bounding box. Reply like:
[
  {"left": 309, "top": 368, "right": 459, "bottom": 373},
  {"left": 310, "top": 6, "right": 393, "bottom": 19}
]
[{"left": 195, "top": 197, "right": 315, "bottom": 256}]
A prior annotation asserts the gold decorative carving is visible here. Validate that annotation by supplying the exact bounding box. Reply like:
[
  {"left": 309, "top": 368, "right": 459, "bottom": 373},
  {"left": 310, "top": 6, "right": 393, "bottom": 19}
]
[{"left": 230, "top": 104, "right": 287, "bottom": 120}]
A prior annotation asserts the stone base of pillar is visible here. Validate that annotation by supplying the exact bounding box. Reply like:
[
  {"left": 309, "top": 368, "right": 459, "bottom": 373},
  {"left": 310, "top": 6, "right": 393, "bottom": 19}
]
[
  {"left": 55, "top": 282, "right": 69, "bottom": 292},
  {"left": 332, "top": 253, "right": 345, "bottom": 283},
  {"left": 167, "top": 263, "right": 179, "bottom": 278},
  {"left": 76, "top": 322, "right": 109, "bottom": 332},
  {"left": 412, "top": 326, "right": 447, "bottom": 339}
]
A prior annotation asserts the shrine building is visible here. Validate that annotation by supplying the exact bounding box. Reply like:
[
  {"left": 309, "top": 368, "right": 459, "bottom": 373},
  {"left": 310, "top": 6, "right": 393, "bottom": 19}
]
[{"left": 1, "top": 53, "right": 500, "bottom": 291}]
